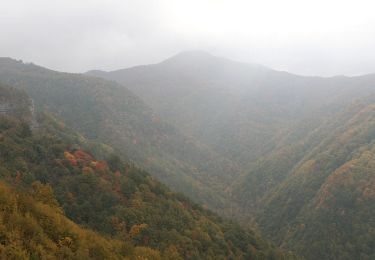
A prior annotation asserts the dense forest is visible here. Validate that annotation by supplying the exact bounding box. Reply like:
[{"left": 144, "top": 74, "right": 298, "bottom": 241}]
[
  {"left": 249, "top": 99, "right": 375, "bottom": 259},
  {"left": 4, "top": 0, "right": 375, "bottom": 258},
  {"left": 0, "top": 180, "right": 157, "bottom": 259},
  {"left": 2, "top": 51, "right": 375, "bottom": 259},
  {"left": 0, "top": 57, "right": 240, "bottom": 217},
  {"left": 90, "top": 51, "right": 375, "bottom": 260},
  {"left": 0, "top": 84, "right": 293, "bottom": 259}
]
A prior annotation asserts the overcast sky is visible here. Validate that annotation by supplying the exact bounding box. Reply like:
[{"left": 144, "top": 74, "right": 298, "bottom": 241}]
[{"left": 1, "top": 0, "right": 375, "bottom": 76}]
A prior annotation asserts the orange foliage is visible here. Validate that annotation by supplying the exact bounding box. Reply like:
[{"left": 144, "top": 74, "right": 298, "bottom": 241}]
[
  {"left": 82, "top": 166, "right": 94, "bottom": 174},
  {"left": 58, "top": 237, "right": 73, "bottom": 248},
  {"left": 129, "top": 223, "right": 148, "bottom": 237},
  {"left": 64, "top": 151, "right": 77, "bottom": 166},
  {"left": 14, "top": 171, "right": 22, "bottom": 184},
  {"left": 316, "top": 161, "right": 354, "bottom": 209},
  {"left": 95, "top": 161, "right": 108, "bottom": 171},
  {"left": 334, "top": 161, "right": 354, "bottom": 176},
  {"left": 114, "top": 170, "right": 121, "bottom": 177},
  {"left": 73, "top": 150, "right": 93, "bottom": 162},
  {"left": 90, "top": 160, "right": 98, "bottom": 167}
]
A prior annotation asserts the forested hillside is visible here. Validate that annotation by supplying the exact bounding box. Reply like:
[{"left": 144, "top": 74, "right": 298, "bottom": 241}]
[
  {"left": 89, "top": 51, "right": 375, "bottom": 169},
  {"left": 249, "top": 98, "right": 375, "bottom": 259},
  {"left": 89, "top": 51, "right": 375, "bottom": 259},
  {"left": 0, "top": 85, "right": 157, "bottom": 259},
  {"left": 3, "top": 51, "right": 375, "bottom": 259},
  {"left": 0, "top": 84, "right": 294, "bottom": 259},
  {"left": 0, "top": 57, "right": 241, "bottom": 216},
  {"left": 3, "top": 0, "right": 375, "bottom": 258},
  {"left": 86, "top": 51, "right": 346, "bottom": 167},
  {"left": 0, "top": 181, "right": 156, "bottom": 259}
]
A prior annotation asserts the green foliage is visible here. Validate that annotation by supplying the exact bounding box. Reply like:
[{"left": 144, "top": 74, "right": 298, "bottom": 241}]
[
  {"left": 0, "top": 180, "right": 163, "bottom": 259},
  {"left": 0, "top": 85, "right": 291, "bottom": 259},
  {"left": 0, "top": 84, "right": 31, "bottom": 120},
  {"left": 233, "top": 99, "right": 375, "bottom": 259},
  {"left": 2, "top": 51, "right": 374, "bottom": 260},
  {"left": 0, "top": 57, "right": 241, "bottom": 217}
]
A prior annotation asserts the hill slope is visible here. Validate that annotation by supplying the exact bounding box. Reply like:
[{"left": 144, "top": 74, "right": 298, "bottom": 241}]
[
  {"left": 88, "top": 51, "right": 375, "bottom": 168},
  {"left": 0, "top": 57, "right": 241, "bottom": 215},
  {"left": 0, "top": 180, "right": 160, "bottom": 259},
  {"left": 0, "top": 84, "right": 160, "bottom": 259},
  {"left": 0, "top": 84, "right": 293, "bottom": 259},
  {"left": 88, "top": 51, "right": 375, "bottom": 259},
  {"left": 248, "top": 98, "right": 375, "bottom": 259}
]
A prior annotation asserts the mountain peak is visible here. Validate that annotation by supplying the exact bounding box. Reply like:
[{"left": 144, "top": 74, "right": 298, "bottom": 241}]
[
  {"left": 173, "top": 50, "right": 214, "bottom": 58},
  {"left": 159, "top": 50, "right": 270, "bottom": 72},
  {"left": 161, "top": 50, "right": 218, "bottom": 65}
]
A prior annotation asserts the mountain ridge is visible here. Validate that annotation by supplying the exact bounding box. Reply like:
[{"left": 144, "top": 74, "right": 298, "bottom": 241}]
[
  {"left": 0, "top": 56, "right": 244, "bottom": 217},
  {"left": 87, "top": 51, "right": 375, "bottom": 259},
  {"left": 87, "top": 50, "right": 373, "bottom": 79}
]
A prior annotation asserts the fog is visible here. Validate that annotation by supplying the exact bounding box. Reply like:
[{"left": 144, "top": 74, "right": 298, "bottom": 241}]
[{"left": 1, "top": 0, "right": 375, "bottom": 76}]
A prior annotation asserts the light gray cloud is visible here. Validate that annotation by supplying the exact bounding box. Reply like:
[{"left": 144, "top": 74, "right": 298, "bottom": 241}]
[{"left": 1, "top": 0, "right": 375, "bottom": 76}]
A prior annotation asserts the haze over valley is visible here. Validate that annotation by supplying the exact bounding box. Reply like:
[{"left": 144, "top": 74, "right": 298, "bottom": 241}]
[{"left": 1, "top": 1, "right": 375, "bottom": 259}]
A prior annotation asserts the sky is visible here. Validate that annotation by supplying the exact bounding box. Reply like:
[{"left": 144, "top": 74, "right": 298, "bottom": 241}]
[{"left": 1, "top": 0, "right": 375, "bottom": 76}]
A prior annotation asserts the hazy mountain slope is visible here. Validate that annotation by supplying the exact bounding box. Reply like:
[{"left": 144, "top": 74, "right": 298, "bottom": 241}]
[
  {"left": 87, "top": 51, "right": 375, "bottom": 168},
  {"left": 262, "top": 98, "right": 375, "bottom": 258},
  {"left": 0, "top": 57, "right": 241, "bottom": 214},
  {"left": 88, "top": 51, "right": 375, "bottom": 259},
  {"left": 87, "top": 51, "right": 282, "bottom": 165},
  {"left": 0, "top": 84, "right": 294, "bottom": 259},
  {"left": 0, "top": 84, "right": 160, "bottom": 259},
  {"left": 228, "top": 97, "right": 375, "bottom": 259}
]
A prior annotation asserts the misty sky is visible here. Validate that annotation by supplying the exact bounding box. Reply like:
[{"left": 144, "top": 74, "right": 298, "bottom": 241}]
[{"left": 1, "top": 0, "right": 375, "bottom": 76}]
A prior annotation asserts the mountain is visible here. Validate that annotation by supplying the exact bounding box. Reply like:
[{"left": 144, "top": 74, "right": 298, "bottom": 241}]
[
  {"left": 0, "top": 84, "right": 293, "bottom": 259},
  {"left": 0, "top": 57, "right": 242, "bottom": 216},
  {"left": 0, "top": 85, "right": 157, "bottom": 259},
  {"left": 3, "top": 50, "right": 375, "bottom": 258},
  {"left": 86, "top": 51, "right": 278, "bottom": 166},
  {"left": 88, "top": 51, "right": 375, "bottom": 259},
  {"left": 241, "top": 98, "right": 375, "bottom": 259},
  {"left": 86, "top": 51, "right": 343, "bottom": 167},
  {"left": 87, "top": 51, "right": 375, "bottom": 168}
]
